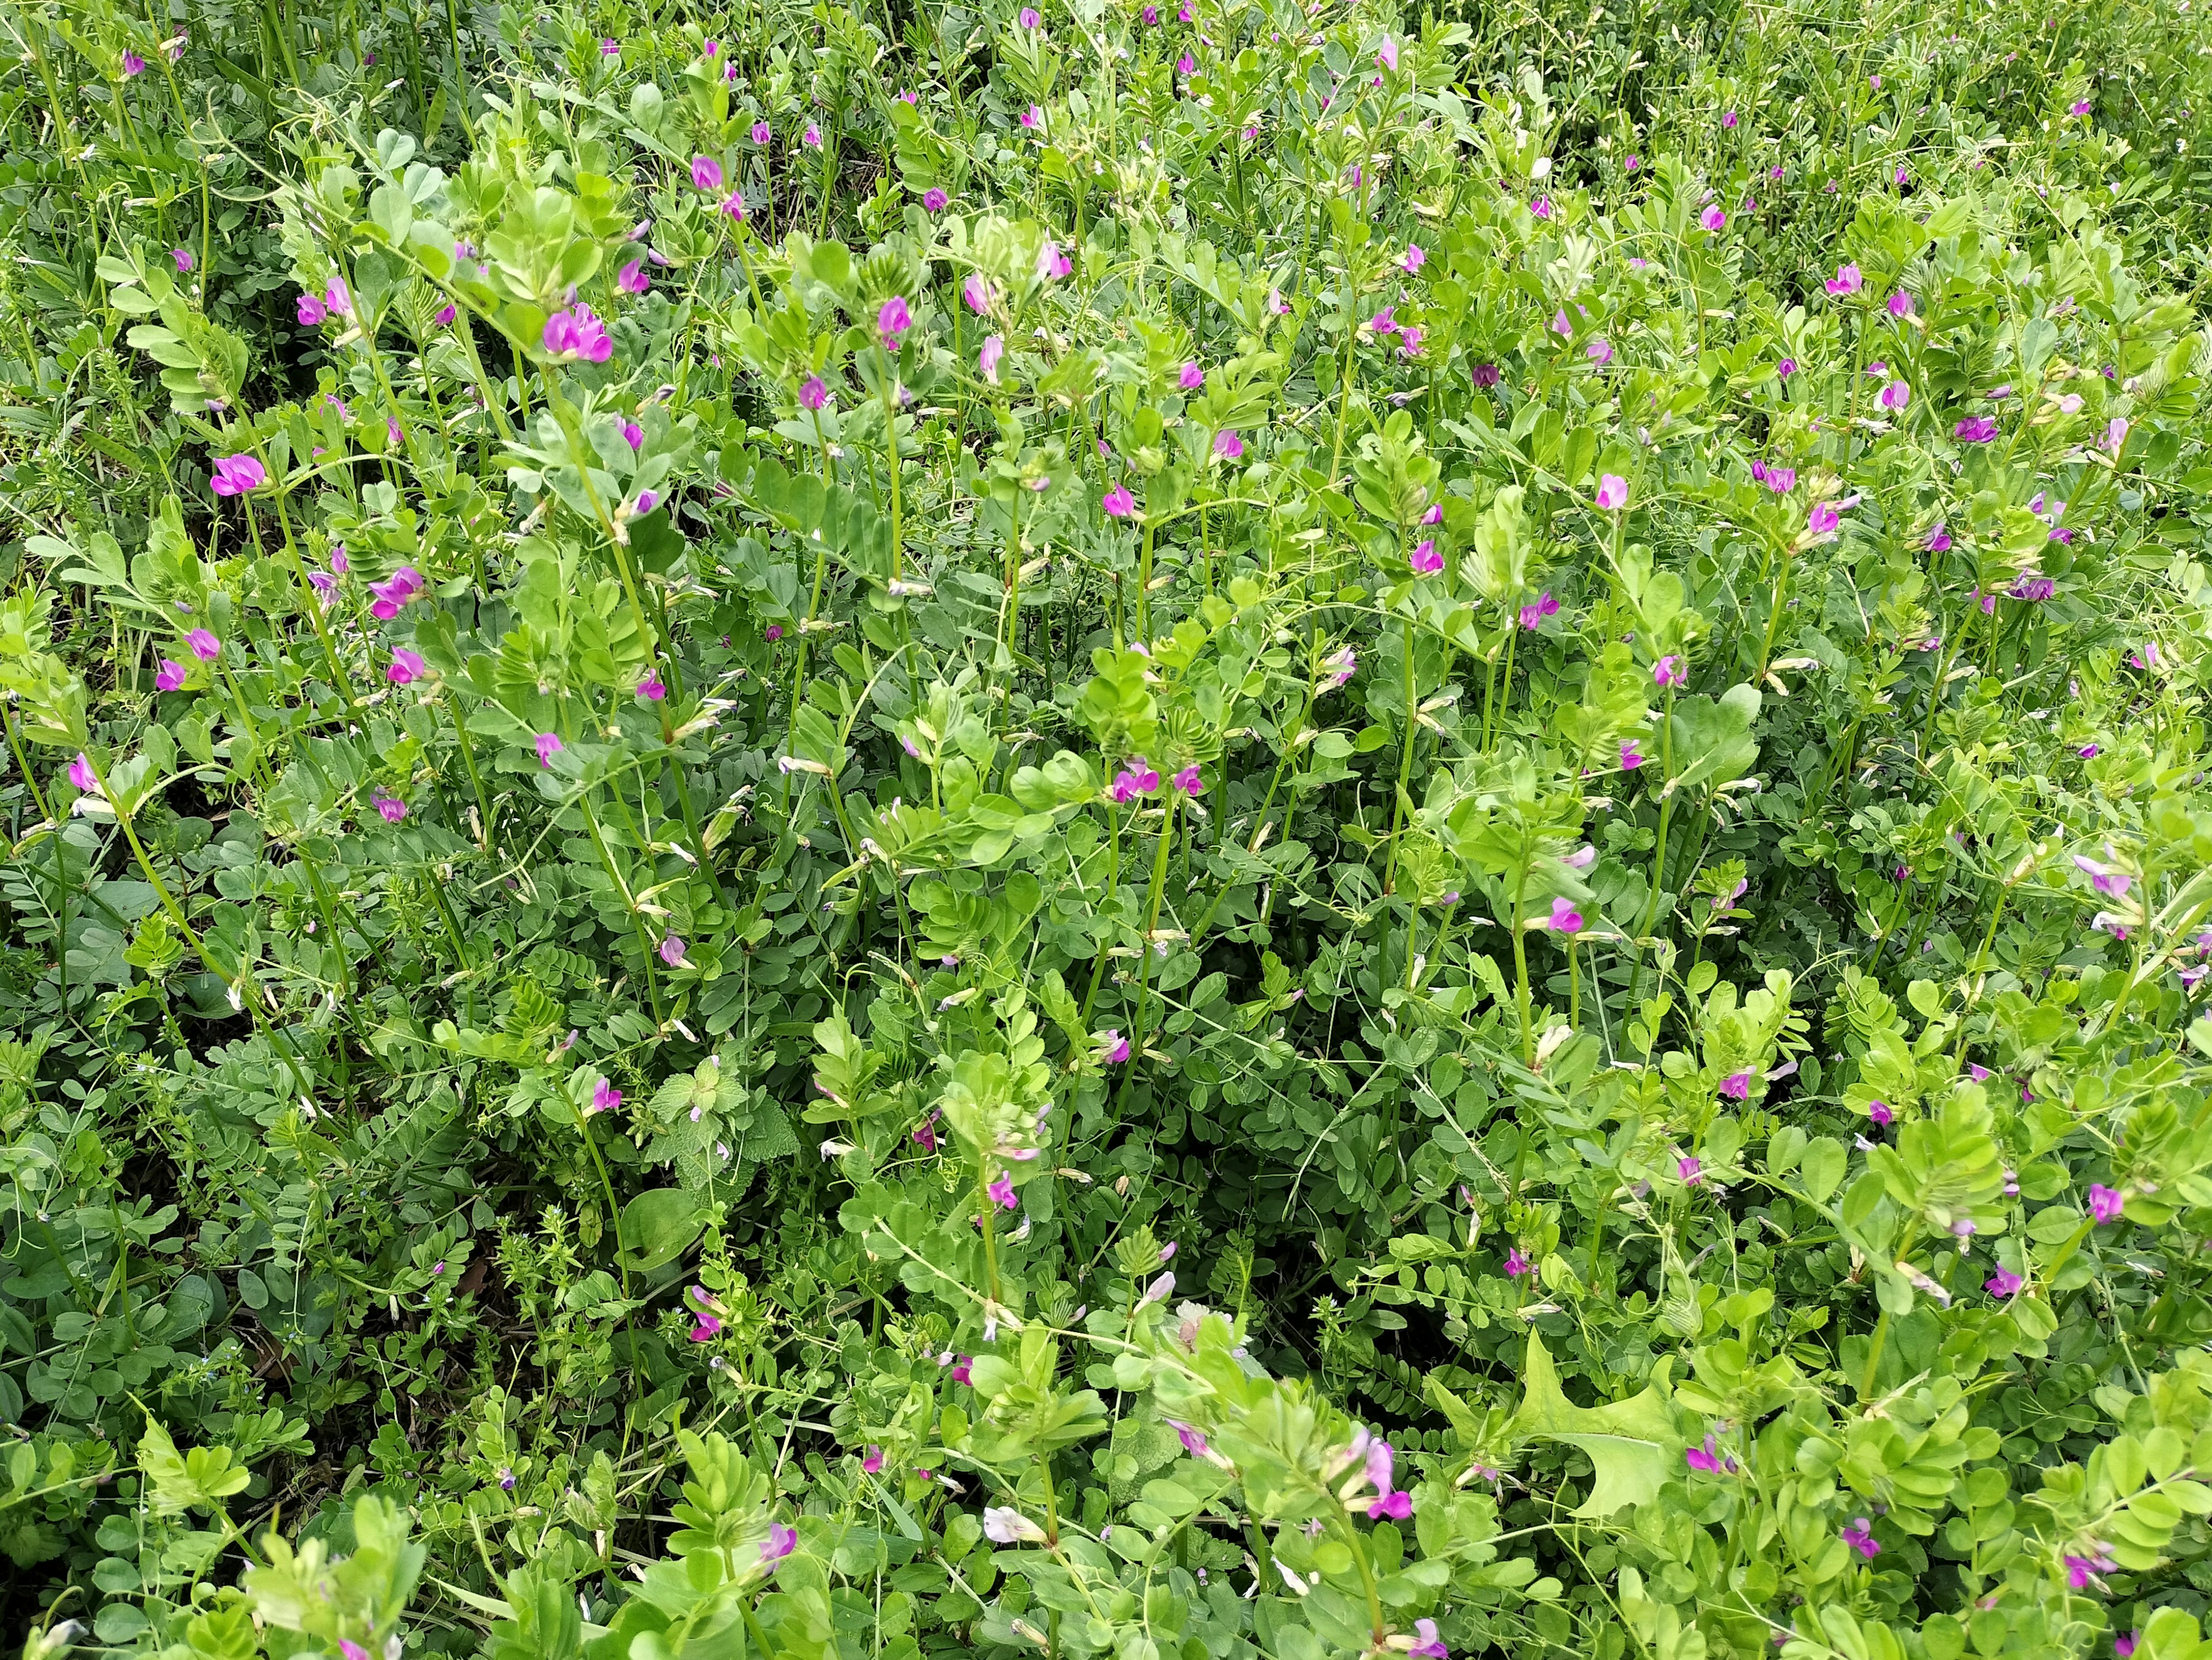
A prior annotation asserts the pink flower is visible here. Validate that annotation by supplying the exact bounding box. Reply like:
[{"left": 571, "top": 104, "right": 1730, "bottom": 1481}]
[
  {"left": 1721, "top": 109, "right": 1737, "bottom": 128},
  {"left": 1531, "top": 196, "right": 1552, "bottom": 218},
  {"left": 1177, "top": 53, "right": 1194, "bottom": 74},
  {"left": 156, "top": 658, "right": 187, "bottom": 691},
  {"left": 1888, "top": 290, "right": 1914, "bottom": 317},
  {"left": 1825, "top": 263, "right": 1862, "bottom": 296},
  {"left": 1809, "top": 501, "right": 1842, "bottom": 534},
  {"left": 2105, "top": 417, "right": 2129, "bottom": 455},
  {"left": 1954, "top": 415, "right": 1998, "bottom": 443},
  {"left": 535, "top": 732, "right": 563, "bottom": 767},
  {"left": 620, "top": 421, "right": 644, "bottom": 452},
  {"left": 1099, "top": 1030, "right": 1131, "bottom": 1064},
  {"left": 1178, "top": 361, "right": 1204, "bottom": 391},
  {"left": 186, "top": 628, "right": 221, "bottom": 662},
  {"left": 950, "top": 1355, "right": 974, "bottom": 1384},
  {"left": 1679, "top": 1156, "right": 1703, "bottom": 1185},
  {"left": 637, "top": 671, "right": 666, "bottom": 702},
  {"left": 2088, "top": 1185, "right": 2124, "bottom": 1224},
  {"left": 1408, "top": 1621, "right": 1448, "bottom": 1660},
  {"left": 691, "top": 154, "right": 724, "bottom": 191},
  {"left": 122, "top": 48, "right": 145, "bottom": 74},
  {"left": 1321, "top": 646, "right": 1356, "bottom": 690},
  {"left": 690, "top": 1311, "right": 723, "bottom": 1342},
  {"left": 435, "top": 304, "right": 456, "bottom": 326},
  {"left": 1700, "top": 205, "right": 1727, "bottom": 231},
  {"left": 387, "top": 648, "right": 426, "bottom": 685},
  {"left": 861, "top": 1445, "right": 884, "bottom": 1473},
  {"left": 1718, "top": 1069, "right": 1752, "bottom": 1100},
  {"left": 1408, "top": 538, "right": 1442, "bottom": 574},
  {"left": 1376, "top": 33, "right": 1398, "bottom": 70},
  {"left": 325, "top": 278, "right": 353, "bottom": 317},
  {"left": 1842, "top": 1519, "right": 1880, "bottom": 1558},
  {"left": 1653, "top": 655, "right": 1684, "bottom": 687},
  {"left": 1620, "top": 739, "right": 1646, "bottom": 770},
  {"left": 988, "top": 1174, "right": 1017, "bottom": 1209},
  {"left": 170, "top": 247, "right": 194, "bottom": 274},
  {"left": 1402, "top": 243, "right": 1425, "bottom": 273},
  {"left": 803, "top": 123, "right": 821, "bottom": 148},
  {"left": 1020, "top": 5, "right": 1041, "bottom": 24},
  {"left": 1586, "top": 337, "right": 1613, "bottom": 365},
  {"left": 979, "top": 334, "right": 1005, "bottom": 383},
  {"left": 296, "top": 292, "right": 327, "bottom": 326},
  {"left": 1503, "top": 1247, "right": 1533, "bottom": 1277},
  {"left": 1878, "top": 380, "right": 1910, "bottom": 411},
  {"left": 2065, "top": 1552, "right": 2117, "bottom": 1590},
  {"left": 721, "top": 191, "right": 747, "bottom": 222},
  {"left": 373, "top": 792, "right": 408, "bottom": 823},
  {"left": 877, "top": 296, "right": 912, "bottom": 349},
  {"left": 1518, "top": 591, "right": 1558, "bottom": 629},
  {"left": 798, "top": 375, "right": 830, "bottom": 411},
  {"left": 1777, "top": 357, "right": 1796, "bottom": 377},
  {"left": 924, "top": 187, "right": 948, "bottom": 211},
  {"left": 68, "top": 753, "right": 97, "bottom": 792},
  {"left": 1869, "top": 1099, "right": 1893, "bottom": 1126},
  {"left": 1984, "top": 1265, "right": 2023, "bottom": 1298},
  {"left": 588, "top": 1077, "right": 622, "bottom": 1115},
  {"left": 1547, "top": 897, "right": 1584, "bottom": 934},
  {"left": 1596, "top": 474, "right": 1628, "bottom": 511},
  {"left": 543, "top": 304, "right": 613, "bottom": 363},
  {"left": 209, "top": 454, "right": 266, "bottom": 496},
  {"left": 1021, "top": 104, "right": 1041, "bottom": 129},
  {"left": 618, "top": 260, "right": 649, "bottom": 294},
  {"left": 1213, "top": 429, "right": 1243, "bottom": 460},
  {"left": 1102, "top": 482, "right": 1137, "bottom": 518},
  {"left": 660, "top": 933, "right": 690, "bottom": 968}
]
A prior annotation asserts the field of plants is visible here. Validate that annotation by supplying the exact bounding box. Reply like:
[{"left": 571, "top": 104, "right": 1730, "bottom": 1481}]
[{"left": 2, "top": 0, "right": 2211, "bottom": 1653}]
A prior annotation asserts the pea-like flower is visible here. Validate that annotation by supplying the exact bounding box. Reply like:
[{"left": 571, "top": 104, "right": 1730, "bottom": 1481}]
[
  {"left": 1596, "top": 474, "right": 1628, "bottom": 511},
  {"left": 209, "top": 454, "right": 266, "bottom": 496},
  {"left": 387, "top": 648, "right": 426, "bottom": 685},
  {"left": 1409, "top": 538, "right": 1442, "bottom": 574},
  {"left": 543, "top": 304, "right": 613, "bottom": 364}
]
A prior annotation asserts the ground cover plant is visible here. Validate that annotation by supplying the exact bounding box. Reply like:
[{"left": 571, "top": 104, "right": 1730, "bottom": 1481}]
[{"left": 3, "top": 0, "right": 2212, "bottom": 1654}]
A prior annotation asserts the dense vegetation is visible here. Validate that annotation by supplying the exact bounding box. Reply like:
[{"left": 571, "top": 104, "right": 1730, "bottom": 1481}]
[{"left": 3, "top": 0, "right": 2212, "bottom": 1654}]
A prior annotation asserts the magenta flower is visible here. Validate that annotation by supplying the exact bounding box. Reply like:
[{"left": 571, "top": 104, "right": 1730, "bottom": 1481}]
[
  {"left": 799, "top": 375, "right": 830, "bottom": 411},
  {"left": 763, "top": 1521, "right": 800, "bottom": 1564},
  {"left": 950, "top": 1355, "right": 975, "bottom": 1385},
  {"left": 802, "top": 123, "right": 821, "bottom": 148},
  {"left": 543, "top": 304, "right": 613, "bottom": 363},
  {"left": 638, "top": 671, "right": 666, "bottom": 702},
  {"left": 660, "top": 933, "right": 690, "bottom": 968},
  {"left": 1170, "top": 765, "right": 1203, "bottom": 795},
  {"left": 1213, "top": 429, "right": 1243, "bottom": 460},
  {"left": 435, "top": 304, "right": 457, "bottom": 326},
  {"left": 373, "top": 792, "right": 408, "bottom": 823},
  {"left": 1955, "top": 415, "right": 1998, "bottom": 443},
  {"left": 1110, "top": 759, "right": 1160, "bottom": 801},
  {"left": 1177, "top": 361, "right": 1204, "bottom": 391},
  {"left": 979, "top": 334, "right": 1005, "bottom": 383},
  {"left": 1321, "top": 646, "right": 1356, "bottom": 690},
  {"left": 1503, "top": 1247, "right": 1533, "bottom": 1277},
  {"left": 297, "top": 292, "right": 328, "bottom": 326},
  {"left": 1684, "top": 1436, "right": 1735, "bottom": 1474},
  {"left": 2118, "top": 1633, "right": 2140, "bottom": 1658},
  {"left": 2073, "top": 854, "right": 2131, "bottom": 898},
  {"left": 2065, "top": 1552, "right": 2117, "bottom": 1590},
  {"left": 535, "top": 732, "right": 563, "bottom": 767},
  {"left": 324, "top": 277, "right": 352, "bottom": 317},
  {"left": 618, "top": 260, "right": 649, "bottom": 294},
  {"left": 1653, "top": 655, "right": 1684, "bottom": 688},
  {"left": 1985, "top": 1265, "right": 2023, "bottom": 1298},
  {"left": 155, "top": 658, "right": 187, "bottom": 692},
  {"left": 1408, "top": 1621, "right": 1448, "bottom": 1660},
  {"left": 691, "top": 154, "right": 724, "bottom": 191},
  {"left": 2088, "top": 1185, "right": 2124, "bottom": 1224},
  {"left": 1518, "top": 591, "right": 1558, "bottom": 629},
  {"left": 1530, "top": 195, "right": 1552, "bottom": 218},
  {"left": 1701, "top": 205, "right": 1726, "bottom": 232},
  {"left": 1842, "top": 1519, "right": 1880, "bottom": 1559},
  {"left": 1375, "top": 33, "right": 1399, "bottom": 70},
  {"left": 622, "top": 421, "right": 644, "bottom": 452},
  {"left": 590, "top": 1077, "right": 622, "bottom": 1114},
  {"left": 1620, "top": 739, "right": 1646, "bottom": 770},
  {"left": 766, "top": 624, "right": 785, "bottom": 643},
  {"left": 1868, "top": 1099, "right": 1893, "bottom": 1126},
  {"left": 1586, "top": 338, "right": 1613, "bottom": 365},
  {"left": 689, "top": 1310, "right": 723, "bottom": 1343},
  {"left": 1102, "top": 482, "right": 1137, "bottom": 518},
  {"left": 1878, "top": 379, "right": 1910, "bottom": 411},
  {"left": 184, "top": 627, "right": 221, "bottom": 663},
  {"left": 68, "top": 753, "right": 97, "bottom": 792},
  {"left": 862, "top": 1446, "right": 884, "bottom": 1473},
  {"left": 1825, "top": 263, "right": 1863, "bottom": 297},
  {"left": 1888, "top": 290, "right": 1914, "bottom": 317},
  {"left": 1401, "top": 242, "right": 1425, "bottom": 274},
  {"left": 387, "top": 648, "right": 426, "bottom": 685},
  {"left": 1809, "top": 501, "right": 1842, "bottom": 534},
  {"left": 1546, "top": 897, "right": 1584, "bottom": 934},
  {"left": 720, "top": 191, "right": 747, "bottom": 222},
  {"left": 1596, "top": 474, "right": 1628, "bottom": 511},
  {"left": 122, "top": 48, "right": 145, "bottom": 74},
  {"left": 1177, "top": 53, "right": 1194, "bottom": 73},
  {"left": 209, "top": 453, "right": 266, "bottom": 496},
  {"left": 924, "top": 187, "right": 948, "bottom": 211},
  {"left": 988, "top": 1174, "right": 1017, "bottom": 1209},
  {"left": 169, "top": 247, "right": 194, "bottom": 274},
  {"left": 1624, "top": 153, "right": 1641, "bottom": 171},
  {"left": 1721, "top": 109, "right": 1737, "bottom": 128},
  {"left": 1020, "top": 4, "right": 1041, "bottom": 22},
  {"left": 877, "top": 296, "right": 913, "bottom": 349},
  {"left": 1679, "top": 1156, "right": 1703, "bottom": 1185},
  {"left": 1718, "top": 1069, "right": 1752, "bottom": 1100},
  {"left": 1099, "top": 1030, "right": 1131, "bottom": 1064}
]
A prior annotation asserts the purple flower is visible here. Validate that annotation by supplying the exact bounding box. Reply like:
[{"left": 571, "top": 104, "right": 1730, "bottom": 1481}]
[
  {"left": 169, "top": 247, "right": 194, "bottom": 274},
  {"left": 911, "top": 1110, "right": 940, "bottom": 1149},
  {"left": 799, "top": 375, "right": 830, "bottom": 411},
  {"left": 923, "top": 187, "right": 949, "bottom": 211},
  {"left": 209, "top": 454, "right": 266, "bottom": 496},
  {"left": 297, "top": 292, "right": 328, "bottom": 326},
  {"left": 638, "top": 671, "right": 666, "bottom": 701},
  {"left": 1531, "top": 195, "right": 1552, "bottom": 219},
  {"left": 1596, "top": 474, "right": 1628, "bottom": 511},
  {"left": 325, "top": 278, "right": 353, "bottom": 317},
  {"left": 1503, "top": 1247, "right": 1533, "bottom": 1277},
  {"left": 600, "top": 37, "right": 618, "bottom": 54},
  {"left": 1519, "top": 591, "right": 1559, "bottom": 629},
  {"left": 720, "top": 190, "right": 747, "bottom": 222},
  {"left": 543, "top": 304, "right": 613, "bottom": 364},
  {"left": 1625, "top": 154, "right": 1641, "bottom": 171},
  {"left": 1954, "top": 416, "right": 1998, "bottom": 443},
  {"left": 1177, "top": 53, "right": 1194, "bottom": 74},
  {"left": 1620, "top": 739, "right": 1646, "bottom": 770},
  {"left": 1409, "top": 538, "right": 1442, "bottom": 575},
  {"left": 691, "top": 154, "right": 724, "bottom": 191},
  {"left": 1546, "top": 897, "right": 1584, "bottom": 934},
  {"left": 759, "top": 1522, "right": 798, "bottom": 1569},
  {"left": 1842, "top": 1518, "right": 1880, "bottom": 1558},
  {"left": 185, "top": 628, "right": 221, "bottom": 663},
  {"left": 1178, "top": 361, "right": 1204, "bottom": 391},
  {"left": 1926, "top": 523, "right": 1952, "bottom": 552},
  {"left": 590, "top": 1077, "right": 621, "bottom": 1114},
  {"left": 1213, "top": 428, "right": 1243, "bottom": 460},
  {"left": 1809, "top": 502, "right": 1842, "bottom": 534},
  {"left": 2088, "top": 1185, "right": 2125, "bottom": 1224},
  {"left": 1587, "top": 337, "right": 1614, "bottom": 365},
  {"left": 988, "top": 1174, "right": 1017, "bottom": 1209},
  {"left": 122, "top": 48, "right": 145, "bottom": 75},
  {"left": 1402, "top": 242, "right": 1425, "bottom": 274},
  {"left": 67, "top": 753, "right": 96, "bottom": 792},
  {"left": 1110, "top": 759, "right": 1160, "bottom": 801},
  {"left": 1020, "top": 4, "right": 1041, "bottom": 22},
  {"left": 498, "top": 1466, "right": 517, "bottom": 1490},
  {"left": 766, "top": 624, "right": 785, "bottom": 643},
  {"left": 1321, "top": 646, "right": 1356, "bottom": 690},
  {"left": 435, "top": 304, "right": 457, "bottom": 326},
  {"left": 2065, "top": 1552, "right": 2118, "bottom": 1590},
  {"left": 373, "top": 792, "right": 408, "bottom": 823},
  {"left": 1869, "top": 1099, "right": 1893, "bottom": 1126},
  {"left": 1679, "top": 1156, "right": 1703, "bottom": 1185},
  {"left": 1777, "top": 357, "right": 1797, "bottom": 377},
  {"left": 1718, "top": 1069, "right": 1752, "bottom": 1100},
  {"left": 1985, "top": 1265, "right": 2023, "bottom": 1298},
  {"left": 387, "top": 648, "right": 426, "bottom": 685},
  {"left": 1825, "top": 263, "right": 1863, "bottom": 297},
  {"left": 1701, "top": 205, "right": 1727, "bottom": 232},
  {"left": 1472, "top": 362, "right": 1502, "bottom": 389},
  {"left": 803, "top": 123, "right": 821, "bottom": 148},
  {"left": 660, "top": 933, "right": 690, "bottom": 968},
  {"left": 951, "top": 1355, "right": 974, "bottom": 1385},
  {"left": 1878, "top": 380, "right": 1910, "bottom": 411},
  {"left": 862, "top": 1446, "right": 884, "bottom": 1473},
  {"left": 618, "top": 260, "right": 649, "bottom": 294},
  {"left": 622, "top": 421, "right": 644, "bottom": 452},
  {"left": 1164, "top": 1418, "right": 1209, "bottom": 1458},
  {"left": 2073, "top": 854, "right": 2131, "bottom": 898},
  {"left": 1408, "top": 1621, "right": 1448, "bottom": 1660},
  {"left": 535, "top": 732, "right": 563, "bottom": 767},
  {"left": 2071, "top": 99, "right": 2093, "bottom": 117},
  {"left": 1888, "top": 290, "right": 1914, "bottom": 317},
  {"left": 1721, "top": 109, "right": 1737, "bottom": 128},
  {"left": 1102, "top": 482, "right": 1137, "bottom": 518},
  {"left": 155, "top": 658, "right": 187, "bottom": 691},
  {"left": 1099, "top": 1029, "right": 1131, "bottom": 1064},
  {"left": 1171, "top": 764, "right": 1203, "bottom": 795},
  {"left": 979, "top": 334, "right": 1005, "bottom": 384},
  {"left": 2105, "top": 417, "right": 2129, "bottom": 455}
]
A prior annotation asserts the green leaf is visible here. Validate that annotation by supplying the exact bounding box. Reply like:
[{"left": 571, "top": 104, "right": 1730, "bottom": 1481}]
[
  {"left": 618, "top": 1188, "right": 709, "bottom": 1272},
  {"left": 1509, "top": 1334, "right": 1679, "bottom": 1517}
]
